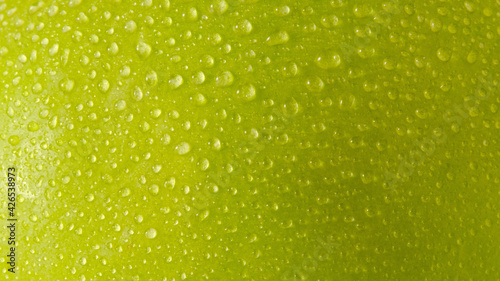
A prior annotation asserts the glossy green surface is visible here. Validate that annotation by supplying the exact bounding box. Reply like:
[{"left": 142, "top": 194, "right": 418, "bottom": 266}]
[{"left": 0, "top": 0, "right": 499, "bottom": 280}]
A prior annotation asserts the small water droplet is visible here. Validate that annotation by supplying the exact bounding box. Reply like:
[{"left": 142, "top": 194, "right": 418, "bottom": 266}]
[
  {"left": 137, "top": 42, "right": 152, "bottom": 58},
  {"left": 115, "top": 100, "right": 126, "bottom": 111},
  {"left": 236, "top": 84, "right": 256, "bottom": 101},
  {"left": 176, "top": 142, "right": 191, "bottom": 155},
  {"left": 119, "top": 188, "right": 131, "bottom": 197},
  {"left": 315, "top": 52, "right": 341, "bottom": 69},
  {"left": 266, "top": 30, "right": 289, "bottom": 46},
  {"left": 108, "top": 42, "right": 119, "bottom": 55},
  {"left": 149, "top": 184, "right": 159, "bottom": 195},
  {"left": 212, "top": 0, "right": 228, "bottom": 14},
  {"left": 125, "top": 20, "right": 137, "bottom": 32},
  {"left": 194, "top": 93, "right": 207, "bottom": 105},
  {"left": 27, "top": 121, "right": 40, "bottom": 132},
  {"left": 98, "top": 79, "right": 110, "bottom": 93},
  {"left": 169, "top": 74, "right": 184, "bottom": 89},
  {"left": 234, "top": 19, "right": 253, "bottom": 34},
  {"left": 437, "top": 48, "right": 451, "bottom": 62},
  {"left": 133, "top": 86, "right": 144, "bottom": 101},
  {"left": 306, "top": 76, "right": 325, "bottom": 92},
  {"left": 145, "top": 228, "right": 157, "bottom": 239},
  {"left": 215, "top": 71, "right": 234, "bottom": 87},
  {"left": 8, "top": 135, "right": 20, "bottom": 146}
]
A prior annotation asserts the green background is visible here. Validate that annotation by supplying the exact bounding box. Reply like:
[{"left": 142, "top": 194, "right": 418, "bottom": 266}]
[{"left": 0, "top": 0, "right": 499, "bottom": 280}]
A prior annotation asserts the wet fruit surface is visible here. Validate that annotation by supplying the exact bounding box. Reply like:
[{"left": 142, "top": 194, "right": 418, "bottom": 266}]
[{"left": 0, "top": 0, "right": 499, "bottom": 280}]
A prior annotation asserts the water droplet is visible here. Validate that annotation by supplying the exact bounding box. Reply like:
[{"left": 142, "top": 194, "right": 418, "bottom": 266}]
[
  {"left": 192, "top": 71, "right": 206, "bottom": 84},
  {"left": 8, "top": 135, "right": 20, "bottom": 146},
  {"left": 212, "top": 0, "right": 228, "bottom": 14},
  {"left": 467, "top": 50, "right": 477, "bottom": 63},
  {"left": 437, "top": 48, "right": 451, "bottom": 62},
  {"left": 137, "top": 42, "right": 152, "bottom": 58},
  {"left": 200, "top": 158, "right": 210, "bottom": 171},
  {"left": 146, "top": 70, "right": 158, "bottom": 86},
  {"left": 283, "top": 98, "right": 300, "bottom": 116},
  {"left": 169, "top": 74, "right": 184, "bottom": 89},
  {"left": 383, "top": 58, "right": 395, "bottom": 70},
  {"left": 201, "top": 55, "right": 215, "bottom": 68},
  {"left": 266, "top": 31, "right": 289, "bottom": 46},
  {"left": 236, "top": 84, "right": 256, "bottom": 101},
  {"left": 98, "top": 79, "right": 110, "bottom": 93},
  {"left": 275, "top": 5, "right": 291, "bottom": 16},
  {"left": 136, "top": 215, "right": 143, "bottom": 223},
  {"left": 176, "top": 142, "right": 191, "bottom": 155},
  {"left": 315, "top": 52, "right": 341, "bottom": 69},
  {"left": 151, "top": 108, "right": 162, "bottom": 118},
  {"left": 28, "top": 121, "right": 40, "bottom": 132},
  {"left": 60, "top": 78, "right": 75, "bottom": 92},
  {"left": 430, "top": 18, "right": 442, "bottom": 32},
  {"left": 108, "top": 42, "right": 119, "bottom": 55},
  {"left": 149, "top": 184, "right": 159, "bottom": 195},
  {"left": 365, "top": 207, "right": 377, "bottom": 217},
  {"left": 125, "top": 20, "right": 137, "bottom": 32},
  {"left": 49, "top": 116, "right": 58, "bottom": 129},
  {"left": 339, "top": 94, "right": 357, "bottom": 110},
  {"left": 164, "top": 177, "right": 176, "bottom": 189},
  {"left": 162, "top": 134, "right": 171, "bottom": 145},
  {"left": 7, "top": 107, "right": 15, "bottom": 117},
  {"left": 115, "top": 100, "right": 126, "bottom": 111},
  {"left": 211, "top": 138, "right": 222, "bottom": 150},
  {"left": 85, "top": 194, "right": 94, "bottom": 202},
  {"left": 215, "top": 71, "right": 234, "bottom": 87},
  {"left": 464, "top": 1, "right": 474, "bottom": 12},
  {"left": 353, "top": 4, "right": 371, "bottom": 18},
  {"left": 234, "top": 19, "right": 253, "bottom": 34},
  {"left": 282, "top": 62, "right": 298, "bottom": 77},
  {"left": 185, "top": 7, "right": 198, "bottom": 21},
  {"left": 119, "top": 188, "right": 131, "bottom": 197},
  {"left": 194, "top": 93, "right": 207, "bottom": 105},
  {"left": 49, "top": 43, "right": 59, "bottom": 56},
  {"left": 330, "top": 0, "right": 345, "bottom": 8},
  {"left": 120, "top": 65, "right": 131, "bottom": 76},
  {"left": 321, "top": 15, "right": 341, "bottom": 28},
  {"left": 133, "top": 86, "right": 144, "bottom": 101},
  {"left": 306, "top": 76, "right": 324, "bottom": 92},
  {"left": 145, "top": 228, "right": 157, "bottom": 239}
]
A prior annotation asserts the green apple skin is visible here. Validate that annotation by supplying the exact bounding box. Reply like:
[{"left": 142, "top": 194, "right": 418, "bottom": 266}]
[{"left": 1, "top": 0, "right": 499, "bottom": 280}]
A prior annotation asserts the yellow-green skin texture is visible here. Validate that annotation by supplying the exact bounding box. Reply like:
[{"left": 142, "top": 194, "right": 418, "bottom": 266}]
[{"left": 1, "top": 0, "right": 499, "bottom": 280}]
